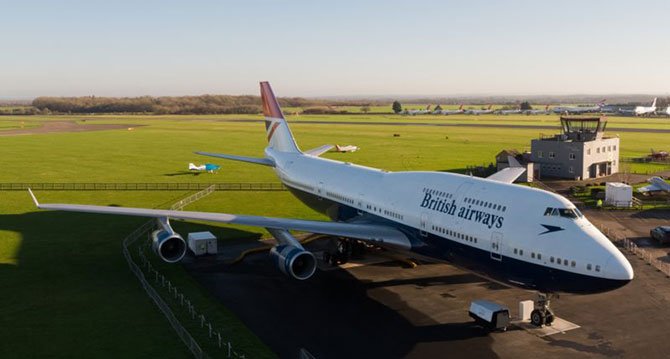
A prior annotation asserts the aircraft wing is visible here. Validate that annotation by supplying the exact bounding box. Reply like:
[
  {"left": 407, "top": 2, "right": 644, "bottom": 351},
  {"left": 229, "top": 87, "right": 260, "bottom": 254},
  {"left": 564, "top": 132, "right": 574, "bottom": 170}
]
[
  {"left": 486, "top": 156, "right": 526, "bottom": 184},
  {"left": 304, "top": 144, "right": 334, "bottom": 157},
  {"left": 196, "top": 151, "right": 275, "bottom": 167},
  {"left": 28, "top": 190, "right": 411, "bottom": 249},
  {"left": 638, "top": 184, "right": 661, "bottom": 193}
]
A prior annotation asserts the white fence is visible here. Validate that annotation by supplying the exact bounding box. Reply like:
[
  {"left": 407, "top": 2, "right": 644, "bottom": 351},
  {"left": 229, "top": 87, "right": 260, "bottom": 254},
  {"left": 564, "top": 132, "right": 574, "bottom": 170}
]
[
  {"left": 600, "top": 225, "right": 670, "bottom": 278},
  {"left": 122, "top": 186, "right": 247, "bottom": 358}
]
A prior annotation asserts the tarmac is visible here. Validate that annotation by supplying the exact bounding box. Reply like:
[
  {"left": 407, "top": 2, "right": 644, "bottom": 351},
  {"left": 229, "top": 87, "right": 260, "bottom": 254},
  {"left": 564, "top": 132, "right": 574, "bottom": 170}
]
[{"left": 184, "top": 206, "right": 670, "bottom": 359}]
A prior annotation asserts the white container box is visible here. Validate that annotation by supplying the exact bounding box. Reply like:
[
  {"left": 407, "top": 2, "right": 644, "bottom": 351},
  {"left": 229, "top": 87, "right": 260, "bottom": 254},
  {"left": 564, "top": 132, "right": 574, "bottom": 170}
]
[
  {"left": 519, "top": 300, "right": 534, "bottom": 321},
  {"left": 605, "top": 182, "right": 632, "bottom": 208},
  {"left": 187, "top": 231, "right": 217, "bottom": 256}
]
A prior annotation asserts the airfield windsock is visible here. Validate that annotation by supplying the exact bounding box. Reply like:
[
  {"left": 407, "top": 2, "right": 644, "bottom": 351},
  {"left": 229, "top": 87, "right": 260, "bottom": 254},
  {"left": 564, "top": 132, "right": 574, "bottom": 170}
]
[{"left": 260, "top": 82, "right": 300, "bottom": 153}]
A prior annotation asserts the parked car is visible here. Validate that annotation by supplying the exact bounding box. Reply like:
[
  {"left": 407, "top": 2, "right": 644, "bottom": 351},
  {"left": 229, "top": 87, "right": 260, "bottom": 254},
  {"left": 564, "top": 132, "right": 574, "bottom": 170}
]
[{"left": 650, "top": 226, "right": 670, "bottom": 245}]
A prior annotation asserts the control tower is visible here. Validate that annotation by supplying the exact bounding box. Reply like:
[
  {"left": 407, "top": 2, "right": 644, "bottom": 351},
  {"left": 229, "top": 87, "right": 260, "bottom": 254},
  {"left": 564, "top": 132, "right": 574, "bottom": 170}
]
[{"left": 530, "top": 116, "right": 619, "bottom": 180}]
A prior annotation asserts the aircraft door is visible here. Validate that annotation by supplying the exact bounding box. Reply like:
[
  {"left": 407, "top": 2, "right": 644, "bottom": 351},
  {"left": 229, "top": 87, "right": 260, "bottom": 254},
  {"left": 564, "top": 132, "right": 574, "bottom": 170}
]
[
  {"left": 490, "top": 232, "right": 503, "bottom": 261},
  {"left": 317, "top": 181, "right": 324, "bottom": 200},
  {"left": 420, "top": 212, "right": 429, "bottom": 237}
]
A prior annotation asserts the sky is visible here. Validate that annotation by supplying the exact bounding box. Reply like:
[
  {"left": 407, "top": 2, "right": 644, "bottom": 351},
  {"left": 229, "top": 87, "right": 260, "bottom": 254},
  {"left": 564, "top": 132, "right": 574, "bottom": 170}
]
[{"left": 2, "top": 0, "right": 670, "bottom": 98}]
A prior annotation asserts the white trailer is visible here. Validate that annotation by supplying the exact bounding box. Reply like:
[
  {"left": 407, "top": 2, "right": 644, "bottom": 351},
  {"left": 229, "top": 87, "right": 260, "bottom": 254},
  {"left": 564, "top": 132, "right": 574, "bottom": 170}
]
[
  {"left": 605, "top": 182, "right": 633, "bottom": 208},
  {"left": 469, "top": 300, "right": 510, "bottom": 331},
  {"left": 187, "top": 231, "right": 217, "bottom": 256}
]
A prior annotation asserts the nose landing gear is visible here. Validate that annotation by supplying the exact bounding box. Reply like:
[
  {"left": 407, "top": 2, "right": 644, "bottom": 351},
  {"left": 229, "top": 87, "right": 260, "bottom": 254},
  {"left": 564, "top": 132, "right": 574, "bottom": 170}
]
[{"left": 530, "top": 292, "right": 557, "bottom": 327}]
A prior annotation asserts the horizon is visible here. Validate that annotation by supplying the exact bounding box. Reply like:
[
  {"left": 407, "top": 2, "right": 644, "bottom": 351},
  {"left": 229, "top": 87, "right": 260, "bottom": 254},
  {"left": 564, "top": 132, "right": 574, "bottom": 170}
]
[{"left": 2, "top": 0, "right": 670, "bottom": 98}]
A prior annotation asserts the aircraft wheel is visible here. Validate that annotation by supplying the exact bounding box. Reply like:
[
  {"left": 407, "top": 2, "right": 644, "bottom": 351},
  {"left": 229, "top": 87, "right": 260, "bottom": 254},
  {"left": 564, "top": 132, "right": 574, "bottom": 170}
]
[
  {"left": 530, "top": 309, "right": 545, "bottom": 327},
  {"left": 545, "top": 309, "right": 555, "bottom": 326}
]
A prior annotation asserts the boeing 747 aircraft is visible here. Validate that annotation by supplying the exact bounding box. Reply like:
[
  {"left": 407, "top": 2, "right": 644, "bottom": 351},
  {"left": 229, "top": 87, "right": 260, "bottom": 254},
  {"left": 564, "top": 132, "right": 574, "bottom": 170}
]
[
  {"left": 635, "top": 97, "right": 657, "bottom": 116},
  {"left": 29, "top": 82, "right": 633, "bottom": 327}
]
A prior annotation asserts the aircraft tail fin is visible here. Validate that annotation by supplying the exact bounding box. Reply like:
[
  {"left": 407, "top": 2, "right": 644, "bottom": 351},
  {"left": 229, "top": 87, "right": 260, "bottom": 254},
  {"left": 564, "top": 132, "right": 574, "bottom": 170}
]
[
  {"left": 652, "top": 97, "right": 658, "bottom": 108},
  {"left": 261, "top": 82, "right": 301, "bottom": 153},
  {"left": 188, "top": 163, "right": 197, "bottom": 170}
]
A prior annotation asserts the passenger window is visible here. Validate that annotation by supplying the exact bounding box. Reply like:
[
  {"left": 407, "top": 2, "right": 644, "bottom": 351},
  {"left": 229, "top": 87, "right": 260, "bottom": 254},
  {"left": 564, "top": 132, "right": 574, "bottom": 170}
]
[
  {"left": 537, "top": 254, "right": 542, "bottom": 260},
  {"left": 587, "top": 264, "right": 592, "bottom": 270},
  {"left": 550, "top": 257, "right": 554, "bottom": 263},
  {"left": 519, "top": 250, "right": 523, "bottom": 256},
  {"left": 595, "top": 265, "right": 600, "bottom": 272},
  {"left": 571, "top": 261, "right": 576, "bottom": 267}
]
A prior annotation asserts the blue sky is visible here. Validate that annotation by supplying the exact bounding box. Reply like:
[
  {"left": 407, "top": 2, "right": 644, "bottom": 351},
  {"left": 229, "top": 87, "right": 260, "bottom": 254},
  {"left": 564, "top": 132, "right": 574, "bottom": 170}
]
[{"left": 2, "top": 0, "right": 669, "bottom": 97}]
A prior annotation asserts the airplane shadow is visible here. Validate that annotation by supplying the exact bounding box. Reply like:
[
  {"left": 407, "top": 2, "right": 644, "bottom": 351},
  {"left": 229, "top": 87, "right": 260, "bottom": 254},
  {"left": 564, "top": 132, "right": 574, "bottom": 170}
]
[
  {"left": 0, "top": 210, "right": 260, "bottom": 357},
  {"left": 186, "top": 245, "right": 504, "bottom": 359},
  {"left": 163, "top": 171, "right": 202, "bottom": 177}
]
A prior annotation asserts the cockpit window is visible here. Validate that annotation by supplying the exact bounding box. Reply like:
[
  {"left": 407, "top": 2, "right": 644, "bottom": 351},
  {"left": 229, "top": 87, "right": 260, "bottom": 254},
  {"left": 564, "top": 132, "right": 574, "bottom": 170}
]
[
  {"left": 558, "top": 208, "right": 577, "bottom": 219},
  {"left": 544, "top": 207, "right": 581, "bottom": 219}
]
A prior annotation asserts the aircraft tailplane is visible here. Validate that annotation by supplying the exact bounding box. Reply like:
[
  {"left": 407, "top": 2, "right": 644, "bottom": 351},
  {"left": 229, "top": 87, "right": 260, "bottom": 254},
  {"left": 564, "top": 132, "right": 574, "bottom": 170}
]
[{"left": 260, "top": 82, "right": 301, "bottom": 153}]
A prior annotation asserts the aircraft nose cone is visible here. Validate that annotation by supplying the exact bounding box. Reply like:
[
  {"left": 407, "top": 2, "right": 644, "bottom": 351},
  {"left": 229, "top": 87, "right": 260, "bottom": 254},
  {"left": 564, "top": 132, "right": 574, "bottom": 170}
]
[{"left": 606, "top": 252, "right": 634, "bottom": 281}]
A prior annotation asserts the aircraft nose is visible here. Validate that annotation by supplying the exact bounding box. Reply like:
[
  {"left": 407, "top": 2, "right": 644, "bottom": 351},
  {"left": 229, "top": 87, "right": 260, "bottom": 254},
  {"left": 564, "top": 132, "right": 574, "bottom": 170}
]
[{"left": 605, "top": 252, "right": 634, "bottom": 281}]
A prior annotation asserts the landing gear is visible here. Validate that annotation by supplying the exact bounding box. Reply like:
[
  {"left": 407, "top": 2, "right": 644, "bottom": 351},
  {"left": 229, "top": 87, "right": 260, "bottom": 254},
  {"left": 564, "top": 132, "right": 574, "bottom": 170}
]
[
  {"left": 530, "top": 292, "right": 557, "bottom": 327},
  {"left": 322, "top": 238, "right": 367, "bottom": 266}
]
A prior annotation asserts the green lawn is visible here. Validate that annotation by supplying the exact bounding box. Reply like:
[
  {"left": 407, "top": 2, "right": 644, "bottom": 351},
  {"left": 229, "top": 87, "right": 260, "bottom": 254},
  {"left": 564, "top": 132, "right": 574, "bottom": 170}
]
[{"left": 1, "top": 113, "right": 670, "bottom": 358}]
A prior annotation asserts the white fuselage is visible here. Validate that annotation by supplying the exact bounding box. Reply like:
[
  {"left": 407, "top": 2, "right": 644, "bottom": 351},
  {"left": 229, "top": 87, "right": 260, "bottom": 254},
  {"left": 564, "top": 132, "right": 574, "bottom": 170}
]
[{"left": 265, "top": 148, "right": 633, "bottom": 293}]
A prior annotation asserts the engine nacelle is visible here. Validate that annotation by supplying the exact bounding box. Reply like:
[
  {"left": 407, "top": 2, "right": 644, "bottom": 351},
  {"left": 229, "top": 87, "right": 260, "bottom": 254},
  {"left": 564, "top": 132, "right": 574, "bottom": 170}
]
[
  {"left": 151, "top": 229, "right": 186, "bottom": 263},
  {"left": 270, "top": 245, "right": 317, "bottom": 280}
]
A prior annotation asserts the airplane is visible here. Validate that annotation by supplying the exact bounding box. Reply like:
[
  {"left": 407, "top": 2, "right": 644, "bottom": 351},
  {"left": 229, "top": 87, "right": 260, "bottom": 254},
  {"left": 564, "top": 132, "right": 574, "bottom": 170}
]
[
  {"left": 29, "top": 82, "right": 633, "bottom": 327},
  {"left": 438, "top": 104, "right": 465, "bottom": 115},
  {"left": 649, "top": 148, "right": 669, "bottom": 160},
  {"left": 617, "top": 107, "right": 636, "bottom": 116},
  {"left": 496, "top": 108, "right": 523, "bottom": 115},
  {"left": 404, "top": 105, "right": 432, "bottom": 115},
  {"left": 523, "top": 105, "right": 551, "bottom": 115},
  {"left": 465, "top": 105, "right": 494, "bottom": 115},
  {"left": 552, "top": 100, "right": 606, "bottom": 114},
  {"left": 638, "top": 176, "right": 670, "bottom": 193},
  {"left": 666, "top": 106, "right": 670, "bottom": 116},
  {"left": 188, "top": 163, "right": 220, "bottom": 173},
  {"left": 634, "top": 97, "right": 657, "bottom": 116},
  {"left": 334, "top": 144, "right": 359, "bottom": 153}
]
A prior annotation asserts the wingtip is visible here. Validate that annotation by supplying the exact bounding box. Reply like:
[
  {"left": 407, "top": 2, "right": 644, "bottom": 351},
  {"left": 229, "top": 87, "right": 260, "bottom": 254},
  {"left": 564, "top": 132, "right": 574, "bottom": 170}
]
[{"left": 28, "top": 188, "right": 40, "bottom": 207}]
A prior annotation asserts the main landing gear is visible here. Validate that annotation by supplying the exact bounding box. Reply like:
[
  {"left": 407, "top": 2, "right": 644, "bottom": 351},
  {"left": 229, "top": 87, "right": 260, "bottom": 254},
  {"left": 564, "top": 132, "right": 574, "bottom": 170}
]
[
  {"left": 530, "top": 292, "right": 557, "bottom": 327},
  {"left": 322, "top": 238, "right": 366, "bottom": 266}
]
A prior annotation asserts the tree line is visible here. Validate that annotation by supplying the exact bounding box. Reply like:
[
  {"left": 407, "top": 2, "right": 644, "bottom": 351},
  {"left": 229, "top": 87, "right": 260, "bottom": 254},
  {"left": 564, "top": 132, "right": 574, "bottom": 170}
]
[{"left": 28, "top": 95, "right": 378, "bottom": 115}]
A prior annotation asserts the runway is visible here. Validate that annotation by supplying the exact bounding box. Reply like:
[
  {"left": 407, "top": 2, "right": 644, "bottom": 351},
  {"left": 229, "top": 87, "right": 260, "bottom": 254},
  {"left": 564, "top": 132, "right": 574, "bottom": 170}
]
[{"left": 220, "top": 119, "right": 670, "bottom": 134}]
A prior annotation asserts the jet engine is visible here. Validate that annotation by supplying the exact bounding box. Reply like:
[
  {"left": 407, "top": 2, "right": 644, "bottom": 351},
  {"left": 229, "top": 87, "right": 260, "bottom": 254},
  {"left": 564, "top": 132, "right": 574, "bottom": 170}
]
[
  {"left": 151, "top": 228, "right": 186, "bottom": 263},
  {"left": 267, "top": 228, "right": 317, "bottom": 280},
  {"left": 270, "top": 245, "right": 317, "bottom": 280}
]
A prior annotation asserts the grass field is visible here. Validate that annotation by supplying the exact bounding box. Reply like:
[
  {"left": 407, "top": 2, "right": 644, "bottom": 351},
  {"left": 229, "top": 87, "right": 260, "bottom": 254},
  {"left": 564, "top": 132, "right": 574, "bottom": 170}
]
[{"left": 1, "top": 112, "right": 670, "bottom": 358}]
